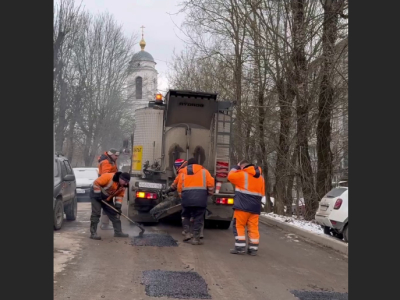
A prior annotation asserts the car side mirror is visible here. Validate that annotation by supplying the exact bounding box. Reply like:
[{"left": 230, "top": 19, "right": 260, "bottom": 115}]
[{"left": 64, "top": 174, "right": 75, "bottom": 181}]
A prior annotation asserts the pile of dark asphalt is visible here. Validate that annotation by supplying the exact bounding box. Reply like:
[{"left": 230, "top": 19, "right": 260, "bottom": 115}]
[
  {"left": 291, "top": 290, "right": 348, "bottom": 300},
  {"left": 142, "top": 270, "right": 211, "bottom": 299},
  {"left": 132, "top": 233, "right": 178, "bottom": 247}
]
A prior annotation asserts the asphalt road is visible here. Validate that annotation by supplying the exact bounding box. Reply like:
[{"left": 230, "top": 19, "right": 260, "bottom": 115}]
[{"left": 54, "top": 202, "right": 348, "bottom": 300}]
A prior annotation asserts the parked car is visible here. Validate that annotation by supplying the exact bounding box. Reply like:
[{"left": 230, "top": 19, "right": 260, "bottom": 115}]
[
  {"left": 315, "top": 187, "right": 348, "bottom": 242},
  {"left": 54, "top": 154, "right": 78, "bottom": 230},
  {"left": 73, "top": 167, "right": 99, "bottom": 202}
]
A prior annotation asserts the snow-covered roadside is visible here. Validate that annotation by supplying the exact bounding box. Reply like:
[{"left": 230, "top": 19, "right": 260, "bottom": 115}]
[{"left": 260, "top": 212, "right": 324, "bottom": 235}]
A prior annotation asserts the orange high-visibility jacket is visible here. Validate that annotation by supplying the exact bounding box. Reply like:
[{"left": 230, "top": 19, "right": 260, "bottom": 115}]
[
  {"left": 227, "top": 165, "right": 265, "bottom": 214},
  {"left": 176, "top": 164, "right": 215, "bottom": 208},
  {"left": 92, "top": 173, "right": 125, "bottom": 206},
  {"left": 98, "top": 152, "right": 118, "bottom": 175}
]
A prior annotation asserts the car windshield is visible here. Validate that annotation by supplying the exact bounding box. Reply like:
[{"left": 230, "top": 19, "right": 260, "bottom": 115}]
[
  {"left": 73, "top": 169, "right": 98, "bottom": 179},
  {"left": 324, "top": 187, "right": 347, "bottom": 198},
  {"left": 54, "top": 160, "right": 59, "bottom": 177}
]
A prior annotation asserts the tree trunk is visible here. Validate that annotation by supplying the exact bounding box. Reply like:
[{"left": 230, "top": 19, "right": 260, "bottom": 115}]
[
  {"left": 285, "top": 144, "right": 298, "bottom": 216},
  {"left": 291, "top": 0, "right": 318, "bottom": 220},
  {"left": 55, "top": 71, "right": 67, "bottom": 153},
  {"left": 316, "top": 0, "right": 342, "bottom": 200},
  {"left": 274, "top": 78, "right": 295, "bottom": 215}
]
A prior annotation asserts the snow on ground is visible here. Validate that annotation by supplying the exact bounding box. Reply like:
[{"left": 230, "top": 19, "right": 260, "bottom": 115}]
[{"left": 260, "top": 212, "right": 324, "bottom": 235}]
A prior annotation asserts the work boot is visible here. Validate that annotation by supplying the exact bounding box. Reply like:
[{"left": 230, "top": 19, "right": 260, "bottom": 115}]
[
  {"left": 113, "top": 220, "right": 129, "bottom": 238},
  {"left": 191, "top": 237, "right": 204, "bottom": 245},
  {"left": 114, "top": 232, "right": 129, "bottom": 238},
  {"left": 230, "top": 249, "right": 245, "bottom": 255},
  {"left": 247, "top": 249, "right": 258, "bottom": 256},
  {"left": 183, "top": 232, "right": 192, "bottom": 242},
  {"left": 90, "top": 222, "right": 101, "bottom": 240}
]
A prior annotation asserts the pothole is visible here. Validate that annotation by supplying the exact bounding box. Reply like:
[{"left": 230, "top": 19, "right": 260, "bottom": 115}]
[
  {"left": 142, "top": 270, "right": 211, "bottom": 299},
  {"left": 132, "top": 233, "right": 178, "bottom": 247}
]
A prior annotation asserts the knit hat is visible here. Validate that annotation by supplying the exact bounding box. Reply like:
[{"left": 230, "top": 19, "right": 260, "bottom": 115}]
[
  {"left": 174, "top": 159, "right": 186, "bottom": 172},
  {"left": 108, "top": 148, "right": 120, "bottom": 156},
  {"left": 120, "top": 172, "right": 130, "bottom": 183}
]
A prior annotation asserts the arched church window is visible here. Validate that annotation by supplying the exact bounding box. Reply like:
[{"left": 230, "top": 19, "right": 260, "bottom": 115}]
[{"left": 135, "top": 77, "right": 142, "bottom": 99}]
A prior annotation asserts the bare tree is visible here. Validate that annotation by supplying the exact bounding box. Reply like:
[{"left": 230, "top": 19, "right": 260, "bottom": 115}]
[
  {"left": 168, "top": 0, "right": 348, "bottom": 218},
  {"left": 75, "top": 14, "right": 134, "bottom": 166},
  {"left": 316, "top": 0, "right": 347, "bottom": 200},
  {"left": 53, "top": 0, "right": 83, "bottom": 153}
]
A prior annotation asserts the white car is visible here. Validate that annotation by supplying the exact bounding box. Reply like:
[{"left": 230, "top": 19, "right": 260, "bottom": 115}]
[
  {"left": 315, "top": 187, "right": 348, "bottom": 242},
  {"left": 73, "top": 168, "right": 99, "bottom": 202}
]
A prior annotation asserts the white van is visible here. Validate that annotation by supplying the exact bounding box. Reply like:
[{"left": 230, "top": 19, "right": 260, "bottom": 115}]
[{"left": 315, "top": 187, "right": 348, "bottom": 242}]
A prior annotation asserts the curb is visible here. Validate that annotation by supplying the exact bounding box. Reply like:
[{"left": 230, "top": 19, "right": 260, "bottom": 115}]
[{"left": 259, "top": 215, "right": 348, "bottom": 255}]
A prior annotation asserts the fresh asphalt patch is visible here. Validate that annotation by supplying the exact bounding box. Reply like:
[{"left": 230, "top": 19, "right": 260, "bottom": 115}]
[{"left": 142, "top": 270, "right": 211, "bottom": 299}]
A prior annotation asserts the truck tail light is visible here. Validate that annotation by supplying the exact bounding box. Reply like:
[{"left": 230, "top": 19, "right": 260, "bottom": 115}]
[
  {"left": 136, "top": 191, "right": 158, "bottom": 199},
  {"left": 216, "top": 198, "right": 234, "bottom": 205},
  {"left": 333, "top": 198, "right": 343, "bottom": 209}
]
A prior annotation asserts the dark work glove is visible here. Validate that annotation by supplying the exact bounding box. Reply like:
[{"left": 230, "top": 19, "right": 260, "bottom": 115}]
[
  {"left": 94, "top": 195, "right": 102, "bottom": 202},
  {"left": 114, "top": 202, "right": 122, "bottom": 211}
]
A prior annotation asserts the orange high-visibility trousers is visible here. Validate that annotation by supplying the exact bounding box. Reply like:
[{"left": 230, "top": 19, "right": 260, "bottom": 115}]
[{"left": 232, "top": 210, "right": 260, "bottom": 252}]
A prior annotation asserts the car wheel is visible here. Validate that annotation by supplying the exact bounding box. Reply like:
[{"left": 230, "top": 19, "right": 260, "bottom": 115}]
[
  {"left": 65, "top": 195, "right": 77, "bottom": 221},
  {"left": 333, "top": 232, "right": 344, "bottom": 240},
  {"left": 54, "top": 198, "right": 64, "bottom": 230},
  {"left": 343, "top": 224, "right": 348, "bottom": 243},
  {"left": 323, "top": 226, "right": 331, "bottom": 235}
]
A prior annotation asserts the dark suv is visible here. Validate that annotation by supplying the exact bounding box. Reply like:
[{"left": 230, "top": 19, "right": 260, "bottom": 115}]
[{"left": 54, "top": 154, "right": 77, "bottom": 230}]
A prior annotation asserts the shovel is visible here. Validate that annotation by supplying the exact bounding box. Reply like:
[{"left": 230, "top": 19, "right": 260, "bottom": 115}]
[{"left": 101, "top": 200, "right": 145, "bottom": 238}]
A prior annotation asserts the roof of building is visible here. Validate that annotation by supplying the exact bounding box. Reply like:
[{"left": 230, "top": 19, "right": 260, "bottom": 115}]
[{"left": 131, "top": 50, "right": 155, "bottom": 63}]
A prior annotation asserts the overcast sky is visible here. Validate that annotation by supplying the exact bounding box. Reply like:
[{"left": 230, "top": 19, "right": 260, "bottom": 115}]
[{"left": 76, "top": 0, "right": 187, "bottom": 92}]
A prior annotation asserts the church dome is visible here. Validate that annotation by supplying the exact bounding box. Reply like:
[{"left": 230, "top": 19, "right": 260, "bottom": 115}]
[{"left": 131, "top": 50, "right": 155, "bottom": 63}]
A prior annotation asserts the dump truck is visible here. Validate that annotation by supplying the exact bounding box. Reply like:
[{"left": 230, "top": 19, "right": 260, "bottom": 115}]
[{"left": 126, "top": 89, "right": 235, "bottom": 229}]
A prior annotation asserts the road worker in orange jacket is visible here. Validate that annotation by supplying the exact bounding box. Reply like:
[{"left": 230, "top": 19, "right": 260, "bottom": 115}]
[
  {"left": 165, "top": 159, "right": 205, "bottom": 239},
  {"left": 98, "top": 148, "right": 119, "bottom": 174},
  {"left": 97, "top": 148, "right": 120, "bottom": 230},
  {"left": 227, "top": 160, "right": 265, "bottom": 256},
  {"left": 89, "top": 172, "right": 130, "bottom": 240},
  {"left": 172, "top": 158, "right": 214, "bottom": 245}
]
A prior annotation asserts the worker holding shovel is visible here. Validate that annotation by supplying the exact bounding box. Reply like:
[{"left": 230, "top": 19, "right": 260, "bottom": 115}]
[{"left": 89, "top": 171, "right": 131, "bottom": 240}]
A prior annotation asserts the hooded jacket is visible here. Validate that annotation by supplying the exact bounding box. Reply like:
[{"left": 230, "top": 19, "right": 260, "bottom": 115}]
[
  {"left": 177, "top": 164, "right": 215, "bottom": 208},
  {"left": 98, "top": 152, "right": 118, "bottom": 175},
  {"left": 227, "top": 165, "right": 265, "bottom": 214}
]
